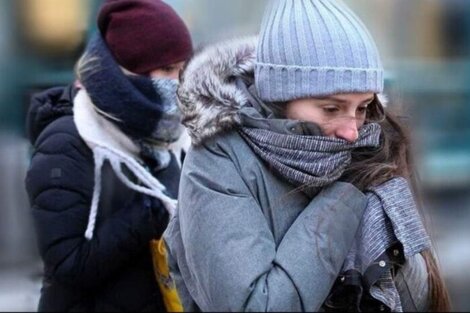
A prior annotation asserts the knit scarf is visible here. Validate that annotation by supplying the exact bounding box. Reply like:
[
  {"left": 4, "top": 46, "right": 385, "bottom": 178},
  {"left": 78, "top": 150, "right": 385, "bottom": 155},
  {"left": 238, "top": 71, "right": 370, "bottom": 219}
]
[
  {"left": 137, "top": 78, "right": 183, "bottom": 171},
  {"left": 344, "top": 177, "right": 431, "bottom": 311},
  {"left": 73, "top": 89, "right": 177, "bottom": 240},
  {"left": 239, "top": 123, "right": 382, "bottom": 188},
  {"left": 78, "top": 33, "right": 181, "bottom": 143}
]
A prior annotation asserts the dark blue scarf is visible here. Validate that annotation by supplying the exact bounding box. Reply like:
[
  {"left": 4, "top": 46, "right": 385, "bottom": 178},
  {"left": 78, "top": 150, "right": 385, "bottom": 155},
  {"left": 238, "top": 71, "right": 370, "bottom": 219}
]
[{"left": 78, "top": 34, "right": 163, "bottom": 139}]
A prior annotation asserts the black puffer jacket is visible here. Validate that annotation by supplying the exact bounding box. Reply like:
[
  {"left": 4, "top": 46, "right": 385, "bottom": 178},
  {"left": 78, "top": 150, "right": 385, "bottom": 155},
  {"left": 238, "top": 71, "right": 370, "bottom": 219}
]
[{"left": 25, "top": 85, "right": 180, "bottom": 312}]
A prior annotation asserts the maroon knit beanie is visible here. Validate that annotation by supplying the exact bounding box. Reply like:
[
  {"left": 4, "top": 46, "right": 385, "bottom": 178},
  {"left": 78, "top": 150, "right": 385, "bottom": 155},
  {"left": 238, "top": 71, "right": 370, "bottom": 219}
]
[{"left": 97, "top": 0, "right": 193, "bottom": 75}]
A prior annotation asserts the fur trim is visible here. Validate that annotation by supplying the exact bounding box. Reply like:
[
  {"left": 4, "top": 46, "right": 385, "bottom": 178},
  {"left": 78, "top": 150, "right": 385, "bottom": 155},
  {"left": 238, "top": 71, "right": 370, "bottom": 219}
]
[{"left": 177, "top": 36, "right": 257, "bottom": 145}]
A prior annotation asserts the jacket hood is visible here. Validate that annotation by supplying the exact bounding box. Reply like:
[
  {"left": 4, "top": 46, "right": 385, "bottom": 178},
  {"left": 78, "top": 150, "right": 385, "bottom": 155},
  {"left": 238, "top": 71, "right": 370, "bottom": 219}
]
[
  {"left": 177, "top": 37, "right": 257, "bottom": 145},
  {"left": 26, "top": 85, "right": 76, "bottom": 144}
]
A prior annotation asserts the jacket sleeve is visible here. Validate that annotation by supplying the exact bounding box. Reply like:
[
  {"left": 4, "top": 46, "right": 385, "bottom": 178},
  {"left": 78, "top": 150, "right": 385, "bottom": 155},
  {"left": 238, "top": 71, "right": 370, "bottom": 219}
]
[
  {"left": 25, "top": 121, "right": 158, "bottom": 289},
  {"left": 171, "top": 140, "right": 368, "bottom": 312}
]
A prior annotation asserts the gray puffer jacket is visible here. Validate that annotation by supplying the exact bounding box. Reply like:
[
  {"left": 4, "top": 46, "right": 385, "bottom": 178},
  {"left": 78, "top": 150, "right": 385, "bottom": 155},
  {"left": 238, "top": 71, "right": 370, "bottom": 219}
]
[{"left": 164, "top": 37, "right": 429, "bottom": 312}]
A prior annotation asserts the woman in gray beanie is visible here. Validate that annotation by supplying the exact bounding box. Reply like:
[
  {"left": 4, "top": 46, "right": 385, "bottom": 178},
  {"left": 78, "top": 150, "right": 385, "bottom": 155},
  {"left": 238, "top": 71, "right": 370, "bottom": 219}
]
[{"left": 165, "top": 0, "right": 450, "bottom": 311}]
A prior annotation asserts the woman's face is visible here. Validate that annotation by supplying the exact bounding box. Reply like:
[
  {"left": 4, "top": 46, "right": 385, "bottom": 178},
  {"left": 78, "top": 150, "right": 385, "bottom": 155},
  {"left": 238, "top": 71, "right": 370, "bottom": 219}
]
[
  {"left": 286, "top": 93, "right": 375, "bottom": 142},
  {"left": 149, "top": 61, "right": 185, "bottom": 80}
]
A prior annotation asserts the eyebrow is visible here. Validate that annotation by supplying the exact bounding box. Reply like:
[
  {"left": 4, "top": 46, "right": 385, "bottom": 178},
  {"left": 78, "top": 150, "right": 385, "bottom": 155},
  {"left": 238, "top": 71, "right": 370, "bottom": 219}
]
[{"left": 319, "top": 96, "right": 374, "bottom": 104}]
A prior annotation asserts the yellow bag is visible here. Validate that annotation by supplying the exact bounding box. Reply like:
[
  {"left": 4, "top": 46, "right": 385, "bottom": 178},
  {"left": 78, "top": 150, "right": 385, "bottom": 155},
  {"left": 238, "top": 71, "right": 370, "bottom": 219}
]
[{"left": 150, "top": 239, "right": 183, "bottom": 312}]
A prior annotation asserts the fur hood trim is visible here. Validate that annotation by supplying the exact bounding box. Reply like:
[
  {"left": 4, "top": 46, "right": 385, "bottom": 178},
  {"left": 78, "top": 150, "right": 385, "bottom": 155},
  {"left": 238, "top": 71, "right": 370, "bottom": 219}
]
[{"left": 177, "top": 36, "right": 257, "bottom": 145}]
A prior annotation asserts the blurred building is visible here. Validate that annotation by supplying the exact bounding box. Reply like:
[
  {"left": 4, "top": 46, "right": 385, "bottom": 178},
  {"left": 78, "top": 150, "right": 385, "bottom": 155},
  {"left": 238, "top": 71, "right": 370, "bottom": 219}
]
[
  {"left": 0, "top": 0, "right": 101, "bottom": 261},
  {"left": 345, "top": 0, "right": 470, "bottom": 190},
  {"left": 0, "top": 0, "right": 102, "bottom": 310}
]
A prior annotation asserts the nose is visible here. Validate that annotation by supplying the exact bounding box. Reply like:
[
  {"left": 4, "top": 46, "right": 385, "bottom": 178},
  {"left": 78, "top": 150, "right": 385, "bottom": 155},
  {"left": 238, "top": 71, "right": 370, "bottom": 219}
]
[{"left": 334, "top": 120, "right": 359, "bottom": 143}]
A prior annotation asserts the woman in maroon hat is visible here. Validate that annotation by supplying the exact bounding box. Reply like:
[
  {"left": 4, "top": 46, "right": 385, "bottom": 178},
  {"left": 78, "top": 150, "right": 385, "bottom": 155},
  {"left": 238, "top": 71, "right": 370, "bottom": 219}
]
[{"left": 24, "top": 0, "right": 192, "bottom": 311}]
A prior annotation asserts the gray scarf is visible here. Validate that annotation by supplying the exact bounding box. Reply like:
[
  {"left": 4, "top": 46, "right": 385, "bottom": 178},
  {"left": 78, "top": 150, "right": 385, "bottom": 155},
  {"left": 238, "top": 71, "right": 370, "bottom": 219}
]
[
  {"left": 347, "top": 178, "right": 431, "bottom": 311},
  {"left": 239, "top": 123, "right": 382, "bottom": 188},
  {"left": 137, "top": 78, "right": 183, "bottom": 171}
]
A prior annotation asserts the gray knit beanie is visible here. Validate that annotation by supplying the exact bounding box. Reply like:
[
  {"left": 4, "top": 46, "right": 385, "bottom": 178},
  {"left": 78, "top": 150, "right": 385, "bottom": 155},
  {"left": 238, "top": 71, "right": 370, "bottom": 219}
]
[{"left": 255, "top": 0, "right": 384, "bottom": 102}]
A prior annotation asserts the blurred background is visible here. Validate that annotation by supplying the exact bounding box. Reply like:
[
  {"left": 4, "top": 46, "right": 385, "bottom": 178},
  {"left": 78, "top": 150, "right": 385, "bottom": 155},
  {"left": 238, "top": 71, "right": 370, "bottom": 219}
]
[{"left": 0, "top": 0, "right": 469, "bottom": 311}]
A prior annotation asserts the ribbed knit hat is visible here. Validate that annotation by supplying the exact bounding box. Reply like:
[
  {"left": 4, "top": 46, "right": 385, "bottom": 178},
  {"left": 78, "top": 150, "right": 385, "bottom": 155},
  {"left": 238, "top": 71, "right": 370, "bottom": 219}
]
[
  {"left": 255, "top": 0, "right": 384, "bottom": 102},
  {"left": 98, "top": 0, "right": 193, "bottom": 75}
]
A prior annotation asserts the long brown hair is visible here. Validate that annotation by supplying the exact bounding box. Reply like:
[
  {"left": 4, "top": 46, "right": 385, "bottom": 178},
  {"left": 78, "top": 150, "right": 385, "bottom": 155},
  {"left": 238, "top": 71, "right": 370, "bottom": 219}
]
[{"left": 341, "top": 97, "right": 451, "bottom": 311}]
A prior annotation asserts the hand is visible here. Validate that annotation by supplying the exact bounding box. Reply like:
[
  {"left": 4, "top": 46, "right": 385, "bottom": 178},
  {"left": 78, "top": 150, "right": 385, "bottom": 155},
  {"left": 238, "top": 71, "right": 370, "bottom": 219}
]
[
  {"left": 144, "top": 195, "right": 170, "bottom": 239},
  {"left": 124, "top": 193, "right": 170, "bottom": 241}
]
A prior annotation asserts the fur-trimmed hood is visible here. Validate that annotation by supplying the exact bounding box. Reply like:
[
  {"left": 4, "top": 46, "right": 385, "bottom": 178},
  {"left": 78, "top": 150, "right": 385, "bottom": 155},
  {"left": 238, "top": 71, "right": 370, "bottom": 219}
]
[
  {"left": 177, "top": 37, "right": 257, "bottom": 145},
  {"left": 177, "top": 36, "right": 389, "bottom": 145}
]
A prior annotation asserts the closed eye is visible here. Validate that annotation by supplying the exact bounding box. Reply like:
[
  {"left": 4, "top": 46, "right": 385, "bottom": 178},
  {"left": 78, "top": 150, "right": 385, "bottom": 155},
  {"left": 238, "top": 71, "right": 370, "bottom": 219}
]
[
  {"left": 161, "top": 66, "right": 177, "bottom": 72},
  {"left": 323, "top": 106, "right": 339, "bottom": 114}
]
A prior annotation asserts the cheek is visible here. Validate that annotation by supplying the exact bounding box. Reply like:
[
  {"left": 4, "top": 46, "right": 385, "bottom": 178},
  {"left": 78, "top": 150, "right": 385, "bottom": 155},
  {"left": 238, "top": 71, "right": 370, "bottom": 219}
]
[
  {"left": 168, "top": 70, "right": 180, "bottom": 80},
  {"left": 356, "top": 115, "right": 366, "bottom": 128},
  {"left": 318, "top": 122, "right": 336, "bottom": 137},
  {"left": 149, "top": 71, "right": 164, "bottom": 79},
  {"left": 150, "top": 70, "right": 179, "bottom": 80}
]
